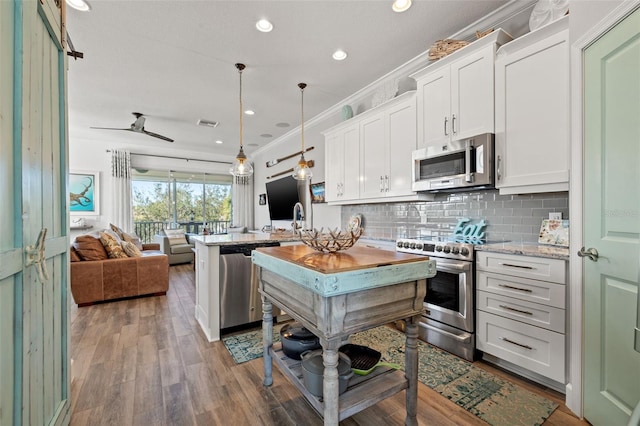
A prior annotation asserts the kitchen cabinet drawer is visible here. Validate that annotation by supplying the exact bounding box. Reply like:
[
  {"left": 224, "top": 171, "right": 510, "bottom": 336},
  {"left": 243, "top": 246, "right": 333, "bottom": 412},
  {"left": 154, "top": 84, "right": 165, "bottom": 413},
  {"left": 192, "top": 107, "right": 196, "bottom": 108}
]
[
  {"left": 477, "top": 311, "right": 565, "bottom": 383},
  {"left": 477, "top": 290, "right": 565, "bottom": 333},
  {"left": 476, "top": 251, "right": 566, "bottom": 284},
  {"left": 476, "top": 271, "right": 566, "bottom": 308}
]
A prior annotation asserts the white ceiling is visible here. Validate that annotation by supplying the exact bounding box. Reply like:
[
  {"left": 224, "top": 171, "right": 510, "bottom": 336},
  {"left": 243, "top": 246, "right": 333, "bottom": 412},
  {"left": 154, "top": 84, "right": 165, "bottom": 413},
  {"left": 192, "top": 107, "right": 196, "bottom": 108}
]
[{"left": 66, "top": 0, "right": 512, "bottom": 161}]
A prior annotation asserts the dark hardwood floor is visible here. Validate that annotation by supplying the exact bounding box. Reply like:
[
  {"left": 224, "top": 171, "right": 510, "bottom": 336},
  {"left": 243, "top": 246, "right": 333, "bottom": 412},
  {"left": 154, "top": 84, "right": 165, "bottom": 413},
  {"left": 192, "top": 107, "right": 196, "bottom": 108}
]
[{"left": 69, "top": 264, "right": 588, "bottom": 425}]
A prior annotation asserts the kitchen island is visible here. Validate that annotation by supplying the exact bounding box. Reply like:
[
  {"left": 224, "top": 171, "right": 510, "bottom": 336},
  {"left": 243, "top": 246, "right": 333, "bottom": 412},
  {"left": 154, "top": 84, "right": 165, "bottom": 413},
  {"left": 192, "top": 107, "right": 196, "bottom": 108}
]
[
  {"left": 190, "top": 232, "right": 300, "bottom": 342},
  {"left": 252, "top": 245, "right": 436, "bottom": 425}
]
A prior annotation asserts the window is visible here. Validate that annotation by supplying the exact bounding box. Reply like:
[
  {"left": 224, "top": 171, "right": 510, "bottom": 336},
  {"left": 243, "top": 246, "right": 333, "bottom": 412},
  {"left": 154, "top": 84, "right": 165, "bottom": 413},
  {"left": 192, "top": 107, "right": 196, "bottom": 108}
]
[{"left": 131, "top": 169, "right": 232, "bottom": 242}]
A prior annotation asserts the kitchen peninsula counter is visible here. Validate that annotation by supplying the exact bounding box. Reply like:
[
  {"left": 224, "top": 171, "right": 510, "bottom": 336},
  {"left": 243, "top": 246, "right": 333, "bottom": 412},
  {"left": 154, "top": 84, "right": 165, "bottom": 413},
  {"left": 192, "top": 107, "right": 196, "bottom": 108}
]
[
  {"left": 190, "top": 232, "right": 300, "bottom": 342},
  {"left": 253, "top": 245, "right": 437, "bottom": 425},
  {"left": 475, "top": 242, "right": 570, "bottom": 260}
]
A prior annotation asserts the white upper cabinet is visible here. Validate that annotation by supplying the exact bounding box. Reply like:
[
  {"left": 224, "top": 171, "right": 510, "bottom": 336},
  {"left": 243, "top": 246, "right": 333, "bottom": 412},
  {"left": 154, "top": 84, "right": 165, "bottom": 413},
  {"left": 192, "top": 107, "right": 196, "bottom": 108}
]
[
  {"left": 323, "top": 91, "right": 432, "bottom": 205},
  {"left": 411, "top": 30, "right": 512, "bottom": 150},
  {"left": 324, "top": 123, "right": 360, "bottom": 202},
  {"left": 494, "top": 16, "right": 570, "bottom": 194}
]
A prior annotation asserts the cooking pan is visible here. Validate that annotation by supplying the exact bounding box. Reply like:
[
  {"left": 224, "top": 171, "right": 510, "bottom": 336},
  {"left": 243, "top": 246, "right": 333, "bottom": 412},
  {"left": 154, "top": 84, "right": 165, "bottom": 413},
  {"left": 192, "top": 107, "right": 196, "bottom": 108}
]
[{"left": 339, "top": 344, "right": 402, "bottom": 376}]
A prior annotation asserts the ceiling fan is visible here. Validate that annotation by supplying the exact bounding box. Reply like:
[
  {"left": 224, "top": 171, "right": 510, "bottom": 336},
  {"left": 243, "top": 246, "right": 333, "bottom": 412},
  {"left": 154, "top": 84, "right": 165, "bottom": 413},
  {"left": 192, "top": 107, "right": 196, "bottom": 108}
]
[{"left": 91, "top": 112, "right": 174, "bottom": 142}]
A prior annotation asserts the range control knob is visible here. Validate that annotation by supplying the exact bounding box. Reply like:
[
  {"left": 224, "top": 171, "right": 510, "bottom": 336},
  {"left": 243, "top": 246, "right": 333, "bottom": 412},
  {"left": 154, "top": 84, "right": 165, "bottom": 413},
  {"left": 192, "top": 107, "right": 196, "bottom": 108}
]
[
  {"left": 460, "top": 247, "right": 470, "bottom": 256},
  {"left": 416, "top": 243, "right": 423, "bottom": 250},
  {"left": 403, "top": 242, "right": 410, "bottom": 249},
  {"left": 443, "top": 246, "right": 451, "bottom": 254},
  {"left": 451, "top": 247, "right": 460, "bottom": 255},
  {"left": 435, "top": 246, "right": 443, "bottom": 252},
  {"left": 408, "top": 243, "right": 415, "bottom": 249},
  {"left": 396, "top": 241, "right": 404, "bottom": 248}
]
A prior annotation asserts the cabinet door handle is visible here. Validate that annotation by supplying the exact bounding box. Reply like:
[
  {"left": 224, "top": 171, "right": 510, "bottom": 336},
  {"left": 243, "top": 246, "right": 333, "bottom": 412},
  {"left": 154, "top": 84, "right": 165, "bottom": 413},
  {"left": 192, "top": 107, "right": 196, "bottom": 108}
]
[
  {"left": 499, "top": 262, "right": 534, "bottom": 270},
  {"left": 498, "top": 284, "right": 533, "bottom": 293},
  {"left": 385, "top": 175, "right": 389, "bottom": 192},
  {"left": 499, "top": 304, "right": 533, "bottom": 316},
  {"left": 452, "top": 114, "right": 456, "bottom": 134},
  {"left": 500, "top": 337, "right": 533, "bottom": 350},
  {"left": 497, "top": 155, "right": 502, "bottom": 181},
  {"left": 444, "top": 116, "right": 448, "bottom": 136}
]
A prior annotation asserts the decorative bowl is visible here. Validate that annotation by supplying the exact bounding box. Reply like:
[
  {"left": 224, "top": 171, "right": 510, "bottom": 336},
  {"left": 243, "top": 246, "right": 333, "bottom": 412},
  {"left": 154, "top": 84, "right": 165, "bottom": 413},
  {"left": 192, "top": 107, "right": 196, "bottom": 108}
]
[{"left": 298, "top": 227, "right": 364, "bottom": 253}]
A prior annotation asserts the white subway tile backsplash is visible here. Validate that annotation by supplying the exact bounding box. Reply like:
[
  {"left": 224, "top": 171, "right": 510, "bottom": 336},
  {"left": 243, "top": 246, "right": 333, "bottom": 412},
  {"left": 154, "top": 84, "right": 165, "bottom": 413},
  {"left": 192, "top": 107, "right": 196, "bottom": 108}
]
[{"left": 342, "top": 190, "right": 569, "bottom": 242}]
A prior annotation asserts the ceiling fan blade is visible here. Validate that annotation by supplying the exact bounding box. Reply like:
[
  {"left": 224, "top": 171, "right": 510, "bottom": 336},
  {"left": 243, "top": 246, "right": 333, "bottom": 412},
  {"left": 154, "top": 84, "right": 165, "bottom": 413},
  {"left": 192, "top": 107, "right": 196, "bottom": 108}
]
[
  {"left": 90, "top": 126, "right": 133, "bottom": 131},
  {"left": 142, "top": 130, "right": 174, "bottom": 142}
]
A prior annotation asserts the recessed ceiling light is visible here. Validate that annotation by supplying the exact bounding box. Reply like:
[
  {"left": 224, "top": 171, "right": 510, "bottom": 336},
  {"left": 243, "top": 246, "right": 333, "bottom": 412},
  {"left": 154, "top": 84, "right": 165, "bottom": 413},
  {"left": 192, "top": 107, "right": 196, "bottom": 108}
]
[
  {"left": 244, "top": 110, "right": 255, "bottom": 116},
  {"left": 197, "top": 118, "right": 219, "bottom": 128},
  {"left": 275, "top": 122, "right": 290, "bottom": 128},
  {"left": 66, "top": 0, "right": 91, "bottom": 11},
  {"left": 332, "top": 49, "right": 348, "bottom": 61},
  {"left": 392, "top": 0, "right": 412, "bottom": 13},
  {"left": 256, "top": 19, "right": 273, "bottom": 33},
  {"left": 261, "top": 134, "right": 273, "bottom": 138},
  {"left": 215, "top": 140, "right": 223, "bottom": 144}
]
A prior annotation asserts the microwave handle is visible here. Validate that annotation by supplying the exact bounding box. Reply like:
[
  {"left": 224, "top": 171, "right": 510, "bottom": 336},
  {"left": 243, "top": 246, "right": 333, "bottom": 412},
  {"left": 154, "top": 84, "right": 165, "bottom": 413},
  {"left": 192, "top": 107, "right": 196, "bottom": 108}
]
[{"left": 464, "top": 139, "right": 472, "bottom": 183}]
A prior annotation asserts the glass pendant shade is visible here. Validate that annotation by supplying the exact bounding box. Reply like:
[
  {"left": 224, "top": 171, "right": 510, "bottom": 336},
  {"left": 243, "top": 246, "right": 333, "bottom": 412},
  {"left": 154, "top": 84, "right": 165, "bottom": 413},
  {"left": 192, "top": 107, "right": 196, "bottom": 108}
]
[
  {"left": 293, "top": 83, "right": 312, "bottom": 180},
  {"left": 230, "top": 63, "right": 254, "bottom": 177}
]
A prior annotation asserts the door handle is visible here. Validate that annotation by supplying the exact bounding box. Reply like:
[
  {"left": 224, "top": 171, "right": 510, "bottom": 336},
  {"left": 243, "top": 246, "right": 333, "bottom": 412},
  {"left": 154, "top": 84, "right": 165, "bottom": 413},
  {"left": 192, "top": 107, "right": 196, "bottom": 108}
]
[
  {"left": 444, "top": 116, "right": 448, "bottom": 136},
  {"left": 452, "top": 114, "right": 456, "bottom": 134},
  {"left": 577, "top": 247, "right": 599, "bottom": 262},
  {"left": 497, "top": 155, "right": 502, "bottom": 181},
  {"left": 25, "top": 228, "right": 50, "bottom": 284}
]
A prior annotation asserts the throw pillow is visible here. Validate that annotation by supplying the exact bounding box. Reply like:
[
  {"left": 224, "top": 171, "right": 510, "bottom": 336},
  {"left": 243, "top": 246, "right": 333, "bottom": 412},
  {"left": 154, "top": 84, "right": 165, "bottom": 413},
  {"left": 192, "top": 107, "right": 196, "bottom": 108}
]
[
  {"left": 164, "top": 228, "right": 187, "bottom": 246},
  {"left": 121, "top": 241, "right": 142, "bottom": 257},
  {"left": 99, "top": 231, "right": 128, "bottom": 259},
  {"left": 69, "top": 246, "right": 82, "bottom": 262},
  {"left": 104, "top": 228, "right": 122, "bottom": 242},
  {"left": 122, "top": 231, "right": 143, "bottom": 250},
  {"left": 109, "top": 223, "right": 125, "bottom": 239},
  {"left": 73, "top": 235, "right": 109, "bottom": 261}
]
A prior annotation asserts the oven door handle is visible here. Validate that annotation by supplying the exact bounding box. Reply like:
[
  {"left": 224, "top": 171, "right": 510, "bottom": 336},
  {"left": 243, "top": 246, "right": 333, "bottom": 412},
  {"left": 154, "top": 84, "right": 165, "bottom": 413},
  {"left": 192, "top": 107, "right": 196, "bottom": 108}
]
[
  {"left": 421, "top": 322, "right": 471, "bottom": 344},
  {"left": 437, "top": 263, "right": 471, "bottom": 273}
]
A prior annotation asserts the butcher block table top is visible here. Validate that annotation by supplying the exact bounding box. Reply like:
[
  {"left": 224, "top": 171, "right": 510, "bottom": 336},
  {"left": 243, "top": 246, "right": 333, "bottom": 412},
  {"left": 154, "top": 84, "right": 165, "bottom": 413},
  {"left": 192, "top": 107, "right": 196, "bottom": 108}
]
[{"left": 252, "top": 245, "right": 436, "bottom": 297}]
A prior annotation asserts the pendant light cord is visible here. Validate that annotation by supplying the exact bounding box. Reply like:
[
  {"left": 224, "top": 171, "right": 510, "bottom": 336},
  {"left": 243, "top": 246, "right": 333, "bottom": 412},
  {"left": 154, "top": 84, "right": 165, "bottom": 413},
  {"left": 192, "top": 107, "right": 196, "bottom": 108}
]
[
  {"left": 299, "top": 82, "right": 307, "bottom": 152},
  {"left": 238, "top": 65, "right": 244, "bottom": 150}
]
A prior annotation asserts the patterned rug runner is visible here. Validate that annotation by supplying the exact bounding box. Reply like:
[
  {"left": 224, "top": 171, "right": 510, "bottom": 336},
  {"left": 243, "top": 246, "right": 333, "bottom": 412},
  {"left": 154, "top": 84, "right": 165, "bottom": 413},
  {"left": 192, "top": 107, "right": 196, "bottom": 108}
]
[{"left": 222, "top": 325, "right": 558, "bottom": 426}]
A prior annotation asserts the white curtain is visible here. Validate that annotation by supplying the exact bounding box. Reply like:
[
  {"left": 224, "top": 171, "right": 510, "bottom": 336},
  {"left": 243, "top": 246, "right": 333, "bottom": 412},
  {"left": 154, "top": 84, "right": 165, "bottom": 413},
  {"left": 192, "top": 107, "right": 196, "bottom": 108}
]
[
  {"left": 110, "top": 149, "right": 133, "bottom": 232},
  {"left": 231, "top": 174, "right": 254, "bottom": 230}
]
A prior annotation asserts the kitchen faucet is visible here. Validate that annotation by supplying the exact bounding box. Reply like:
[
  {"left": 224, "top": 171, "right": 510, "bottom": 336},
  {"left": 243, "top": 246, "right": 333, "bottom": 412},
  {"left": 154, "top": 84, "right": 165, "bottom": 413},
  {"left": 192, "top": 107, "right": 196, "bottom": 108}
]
[{"left": 292, "top": 202, "right": 305, "bottom": 234}]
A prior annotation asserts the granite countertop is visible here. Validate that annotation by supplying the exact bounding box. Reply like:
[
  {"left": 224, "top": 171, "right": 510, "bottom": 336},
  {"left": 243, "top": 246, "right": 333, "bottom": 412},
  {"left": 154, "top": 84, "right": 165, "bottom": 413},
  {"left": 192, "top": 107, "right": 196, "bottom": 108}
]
[
  {"left": 475, "top": 242, "right": 570, "bottom": 260},
  {"left": 190, "top": 231, "right": 300, "bottom": 246}
]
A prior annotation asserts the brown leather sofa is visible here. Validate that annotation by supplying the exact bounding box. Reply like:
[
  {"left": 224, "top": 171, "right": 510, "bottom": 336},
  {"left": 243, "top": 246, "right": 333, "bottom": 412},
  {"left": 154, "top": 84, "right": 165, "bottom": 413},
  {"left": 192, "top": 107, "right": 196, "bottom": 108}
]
[{"left": 70, "top": 233, "right": 169, "bottom": 306}]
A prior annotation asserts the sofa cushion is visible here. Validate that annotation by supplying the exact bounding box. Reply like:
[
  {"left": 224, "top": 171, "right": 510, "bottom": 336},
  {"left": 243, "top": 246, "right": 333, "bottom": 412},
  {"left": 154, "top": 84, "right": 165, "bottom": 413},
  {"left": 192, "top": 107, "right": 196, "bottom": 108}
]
[
  {"left": 121, "top": 241, "right": 142, "bottom": 257},
  {"left": 99, "top": 231, "right": 128, "bottom": 259},
  {"left": 170, "top": 243, "right": 194, "bottom": 255},
  {"left": 73, "top": 235, "right": 108, "bottom": 261},
  {"left": 164, "top": 228, "right": 187, "bottom": 246}
]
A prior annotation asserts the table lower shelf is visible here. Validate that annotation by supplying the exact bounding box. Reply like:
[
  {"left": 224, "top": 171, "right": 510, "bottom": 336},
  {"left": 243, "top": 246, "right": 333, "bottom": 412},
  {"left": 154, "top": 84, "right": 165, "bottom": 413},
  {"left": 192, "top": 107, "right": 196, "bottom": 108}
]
[{"left": 269, "top": 341, "right": 408, "bottom": 421}]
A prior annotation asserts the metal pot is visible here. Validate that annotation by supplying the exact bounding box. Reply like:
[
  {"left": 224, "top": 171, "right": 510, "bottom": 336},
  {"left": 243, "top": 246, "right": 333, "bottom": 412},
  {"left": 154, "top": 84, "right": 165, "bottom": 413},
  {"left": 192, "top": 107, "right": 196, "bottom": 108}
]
[
  {"left": 300, "top": 350, "right": 353, "bottom": 398},
  {"left": 279, "top": 322, "right": 321, "bottom": 360}
]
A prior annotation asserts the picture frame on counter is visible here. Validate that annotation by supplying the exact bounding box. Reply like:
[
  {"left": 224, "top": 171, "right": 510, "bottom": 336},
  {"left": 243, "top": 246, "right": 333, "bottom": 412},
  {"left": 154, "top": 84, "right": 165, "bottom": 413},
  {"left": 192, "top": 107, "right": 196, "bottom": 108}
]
[{"left": 310, "top": 182, "right": 325, "bottom": 203}]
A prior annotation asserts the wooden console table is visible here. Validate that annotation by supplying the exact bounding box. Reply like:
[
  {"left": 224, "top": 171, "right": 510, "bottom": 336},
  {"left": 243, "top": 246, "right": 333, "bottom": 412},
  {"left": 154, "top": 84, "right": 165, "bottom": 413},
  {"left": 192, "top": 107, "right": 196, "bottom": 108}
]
[{"left": 252, "top": 245, "right": 436, "bottom": 425}]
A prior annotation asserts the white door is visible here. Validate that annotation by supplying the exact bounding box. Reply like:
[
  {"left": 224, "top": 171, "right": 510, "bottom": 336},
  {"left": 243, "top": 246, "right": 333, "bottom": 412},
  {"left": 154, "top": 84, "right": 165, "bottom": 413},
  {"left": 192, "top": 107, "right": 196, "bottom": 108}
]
[
  {"left": 360, "top": 112, "right": 386, "bottom": 199},
  {"left": 583, "top": 6, "right": 640, "bottom": 425},
  {"left": 0, "top": 1, "right": 70, "bottom": 424},
  {"left": 417, "top": 67, "right": 450, "bottom": 148}
]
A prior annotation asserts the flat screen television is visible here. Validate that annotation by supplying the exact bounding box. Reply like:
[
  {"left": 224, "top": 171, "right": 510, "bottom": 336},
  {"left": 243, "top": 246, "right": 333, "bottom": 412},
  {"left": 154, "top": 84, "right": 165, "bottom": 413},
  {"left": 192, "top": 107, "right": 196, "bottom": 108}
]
[{"left": 265, "top": 176, "right": 301, "bottom": 221}]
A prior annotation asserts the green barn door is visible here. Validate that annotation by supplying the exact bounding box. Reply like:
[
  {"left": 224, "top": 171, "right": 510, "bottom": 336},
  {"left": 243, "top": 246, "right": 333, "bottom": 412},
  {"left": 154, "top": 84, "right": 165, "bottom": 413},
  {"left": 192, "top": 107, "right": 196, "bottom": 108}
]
[
  {"left": 583, "top": 5, "right": 640, "bottom": 426},
  {"left": 0, "top": 1, "right": 70, "bottom": 424}
]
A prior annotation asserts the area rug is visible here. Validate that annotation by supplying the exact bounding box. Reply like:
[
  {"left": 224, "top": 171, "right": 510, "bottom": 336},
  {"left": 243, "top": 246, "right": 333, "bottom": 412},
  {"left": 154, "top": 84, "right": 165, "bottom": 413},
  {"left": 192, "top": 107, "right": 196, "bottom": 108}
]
[{"left": 222, "top": 325, "right": 558, "bottom": 426}]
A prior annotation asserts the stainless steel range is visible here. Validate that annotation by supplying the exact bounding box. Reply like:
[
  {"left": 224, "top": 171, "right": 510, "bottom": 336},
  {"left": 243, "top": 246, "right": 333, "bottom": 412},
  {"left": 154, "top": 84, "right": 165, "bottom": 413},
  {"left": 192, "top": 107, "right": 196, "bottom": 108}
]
[{"left": 396, "top": 237, "right": 476, "bottom": 361}]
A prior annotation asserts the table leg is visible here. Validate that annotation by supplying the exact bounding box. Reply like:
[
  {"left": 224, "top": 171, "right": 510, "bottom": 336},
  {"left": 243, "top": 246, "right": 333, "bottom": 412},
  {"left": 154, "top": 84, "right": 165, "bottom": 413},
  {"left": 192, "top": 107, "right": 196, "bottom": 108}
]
[
  {"left": 404, "top": 317, "right": 419, "bottom": 426},
  {"left": 321, "top": 339, "right": 341, "bottom": 426},
  {"left": 262, "top": 298, "right": 273, "bottom": 386}
]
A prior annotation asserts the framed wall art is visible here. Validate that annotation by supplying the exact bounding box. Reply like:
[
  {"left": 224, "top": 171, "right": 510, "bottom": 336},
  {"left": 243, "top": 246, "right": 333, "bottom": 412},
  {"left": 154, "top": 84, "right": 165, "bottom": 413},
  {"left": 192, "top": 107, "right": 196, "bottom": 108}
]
[
  {"left": 310, "top": 182, "right": 325, "bottom": 203},
  {"left": 69, "top": 171, "right": 100, "bottom": 215}
]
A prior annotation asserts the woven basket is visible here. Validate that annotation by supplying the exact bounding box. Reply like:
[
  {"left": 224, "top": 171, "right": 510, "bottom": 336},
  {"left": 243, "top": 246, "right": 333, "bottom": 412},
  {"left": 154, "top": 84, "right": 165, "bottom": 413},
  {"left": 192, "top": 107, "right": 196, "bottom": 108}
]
[{"left": 428, "top": 39, "right": 470, "bottom": 61}]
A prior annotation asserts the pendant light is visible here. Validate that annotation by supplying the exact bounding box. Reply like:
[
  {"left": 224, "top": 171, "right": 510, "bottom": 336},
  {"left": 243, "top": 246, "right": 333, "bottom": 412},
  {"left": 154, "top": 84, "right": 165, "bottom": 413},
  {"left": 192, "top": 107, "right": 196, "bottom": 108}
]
[
  {"left": 230, "top": 63, "right": 254, "bottom": 177},
  {"left": 292, "top": 83, "right": 312, "bottom": 180}
]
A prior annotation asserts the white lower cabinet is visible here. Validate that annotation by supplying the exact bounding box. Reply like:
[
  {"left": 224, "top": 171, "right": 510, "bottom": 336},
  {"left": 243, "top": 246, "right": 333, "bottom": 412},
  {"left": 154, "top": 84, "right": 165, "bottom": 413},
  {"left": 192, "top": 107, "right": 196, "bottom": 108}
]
[{"left": 476, "top": 251, "right": 567, "bottom": 384}]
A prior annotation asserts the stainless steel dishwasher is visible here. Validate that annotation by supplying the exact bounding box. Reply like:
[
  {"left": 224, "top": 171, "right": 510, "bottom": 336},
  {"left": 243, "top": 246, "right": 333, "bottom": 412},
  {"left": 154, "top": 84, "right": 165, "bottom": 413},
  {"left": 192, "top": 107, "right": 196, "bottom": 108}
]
[{"left": 219, "top": 242, "right": 280, "bottom": 329}]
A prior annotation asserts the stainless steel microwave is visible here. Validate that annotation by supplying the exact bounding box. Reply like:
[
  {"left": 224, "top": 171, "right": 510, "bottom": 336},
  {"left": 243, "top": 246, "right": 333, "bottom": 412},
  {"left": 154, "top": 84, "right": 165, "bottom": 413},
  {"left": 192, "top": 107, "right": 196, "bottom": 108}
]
[{"left": 412, "top": 133, "right": 494, "bottom": 192}]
